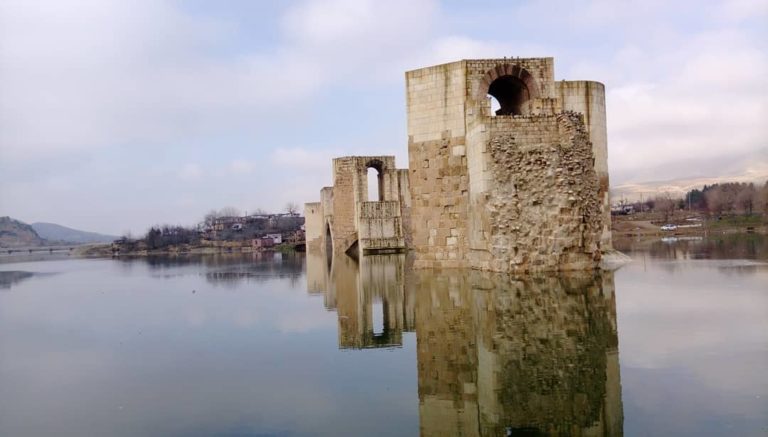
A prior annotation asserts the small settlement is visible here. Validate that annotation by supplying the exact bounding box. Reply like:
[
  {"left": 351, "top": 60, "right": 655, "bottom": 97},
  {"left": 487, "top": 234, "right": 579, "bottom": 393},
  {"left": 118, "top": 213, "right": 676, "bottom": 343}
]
[
  {"left": 112, "top": 212, "right": 305, "bottom": 255},
  {"left": 202, "top": 213, "right": 304, "bottom": 250}
]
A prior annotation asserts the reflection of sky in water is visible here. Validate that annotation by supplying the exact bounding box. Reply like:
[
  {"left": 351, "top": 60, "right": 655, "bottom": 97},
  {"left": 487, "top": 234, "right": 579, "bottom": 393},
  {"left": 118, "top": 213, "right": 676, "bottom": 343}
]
[
  {"left": 0, "top": 256, "right": 417, "bottom": 436},
  {"left": 0, "top": 237, "right": 765, "bottom": 436},
  {"left": 616, "top": 236, "right": 768, "bottom": 436}
]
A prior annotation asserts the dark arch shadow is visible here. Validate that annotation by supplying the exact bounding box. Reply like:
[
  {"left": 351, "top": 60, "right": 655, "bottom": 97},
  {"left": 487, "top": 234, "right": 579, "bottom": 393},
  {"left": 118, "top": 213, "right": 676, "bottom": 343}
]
[
  {"left": 477, "top": 64, "right": 540, "bottom": 116},
  {"left": 488, "top": 75, "right": 530, "bottom": 115}
]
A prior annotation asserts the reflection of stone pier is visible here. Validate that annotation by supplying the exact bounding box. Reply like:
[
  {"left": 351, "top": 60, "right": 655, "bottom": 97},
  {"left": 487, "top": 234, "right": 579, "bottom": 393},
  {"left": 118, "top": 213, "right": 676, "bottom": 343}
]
[
  {"left": 415, "top": 270, "right": 623, "bottom": 436},
  {"left": 306, "top": 250, "right": 624, "bottom": 434},
  {"left": 305, "top": 250, "right": 415, "bottom": 349}
]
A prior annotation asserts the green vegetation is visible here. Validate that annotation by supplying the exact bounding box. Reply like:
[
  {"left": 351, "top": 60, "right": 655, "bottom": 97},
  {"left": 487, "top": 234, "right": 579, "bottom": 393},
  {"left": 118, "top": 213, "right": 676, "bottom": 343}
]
[{"left": 707, "top": 214, "right": 763, "bottom": 229}]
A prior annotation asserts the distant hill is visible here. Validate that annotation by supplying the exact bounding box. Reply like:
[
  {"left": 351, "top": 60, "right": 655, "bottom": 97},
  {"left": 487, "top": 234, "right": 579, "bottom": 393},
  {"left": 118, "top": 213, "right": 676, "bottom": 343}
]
[
  {"left": 31, "top": 222, "right": 118, "bottom": 244},
  {"left": 0, "top": 217, "right": 47, "bottom": 248},
  {"left": 611, "top": 172, "right": 768, "bottom": 203}
]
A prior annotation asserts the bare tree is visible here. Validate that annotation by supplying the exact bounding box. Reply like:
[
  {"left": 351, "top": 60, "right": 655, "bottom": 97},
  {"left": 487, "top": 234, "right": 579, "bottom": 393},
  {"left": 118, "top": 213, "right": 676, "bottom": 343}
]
[
  {"left": 285, "top": 202, "right": 300, "bottom": 216},
  {"left": 653, "top": 194, "right": 676, "bottom": 222},
  {"left": 756, "top": 182, "right": 768, "bottom": 216},
  {"left": 203, "top": 209, "right": 219, "bottom": 226},
  {"left": 705, "top": 188, "right": 726, "bottom": 216},
  {"left": 219, "top": 206, "right": 241, "bottom": 218},
  {"left": 736, "top": 183, "right": 756, "bottom": 215},
  {"left": 705, "top": 183, "right": 740, "bottom": 216}
]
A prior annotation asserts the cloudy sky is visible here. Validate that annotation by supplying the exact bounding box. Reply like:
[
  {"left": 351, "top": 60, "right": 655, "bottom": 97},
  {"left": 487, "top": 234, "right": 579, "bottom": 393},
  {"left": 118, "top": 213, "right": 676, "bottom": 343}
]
[{"left": 1, "top": 0, "right": 766, "bottom": 235}]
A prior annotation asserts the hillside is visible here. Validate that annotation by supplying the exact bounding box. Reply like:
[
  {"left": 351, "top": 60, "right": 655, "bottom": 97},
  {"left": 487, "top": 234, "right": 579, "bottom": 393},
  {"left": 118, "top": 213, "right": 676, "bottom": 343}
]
[
  {"left": 611, "top": 172, "right": 768, "bottom": 202},
  {"left": 0, "top": 217, "right": 47, "bottom": 248},
  {"left": 31, "top": 222, "right": 118, "bottom": 244}
]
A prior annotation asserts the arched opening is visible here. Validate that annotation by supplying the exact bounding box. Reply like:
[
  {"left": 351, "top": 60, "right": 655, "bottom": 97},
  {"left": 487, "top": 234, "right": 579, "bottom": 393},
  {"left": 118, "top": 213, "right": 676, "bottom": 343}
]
[
  {"left": 366, "top": 162, "right": 384, "bottom": 201},
  {"left": 325, "top": 222, "right": 333, "bottom": 268},
  {"left": 487, "top": 75, "right": 530, "bottom": 116}
]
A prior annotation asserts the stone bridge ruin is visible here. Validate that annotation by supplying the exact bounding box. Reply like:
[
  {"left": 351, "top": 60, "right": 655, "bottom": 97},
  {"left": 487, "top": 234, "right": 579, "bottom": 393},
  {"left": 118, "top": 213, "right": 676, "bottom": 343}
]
[
  {"left": 306, "top": 57, "right": 614, "bottom": 273},
  {"left": 304, "top": 156, "right": 411, "bottom": 257}
]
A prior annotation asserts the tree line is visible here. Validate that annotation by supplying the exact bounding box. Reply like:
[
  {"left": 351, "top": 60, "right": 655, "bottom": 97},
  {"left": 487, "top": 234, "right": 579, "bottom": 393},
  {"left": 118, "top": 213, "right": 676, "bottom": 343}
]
[
  {"left": 119, "top": 203, "right": 302, "bottom": 250},
  {"left": 620, "top": 181, "right": 768, "bottom": 220}
]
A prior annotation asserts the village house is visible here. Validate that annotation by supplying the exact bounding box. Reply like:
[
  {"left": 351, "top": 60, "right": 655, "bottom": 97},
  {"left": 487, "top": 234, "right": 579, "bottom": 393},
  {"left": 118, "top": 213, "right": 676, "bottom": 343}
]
[{"left": 251, "top": 237, "right": 276, "bottom": 249}]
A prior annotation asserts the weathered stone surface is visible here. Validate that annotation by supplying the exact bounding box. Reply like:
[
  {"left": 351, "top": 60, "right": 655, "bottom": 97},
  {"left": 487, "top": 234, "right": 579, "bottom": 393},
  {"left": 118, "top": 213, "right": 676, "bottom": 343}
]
[
  {"left": 478, "top": 112, "right": 603, "bottom": 273},
  {"left": 358, "top": 200, "right": 405, "bottom": 253},
  {"left": 303, "top": 202, "right": 323, "bottom": 252}
]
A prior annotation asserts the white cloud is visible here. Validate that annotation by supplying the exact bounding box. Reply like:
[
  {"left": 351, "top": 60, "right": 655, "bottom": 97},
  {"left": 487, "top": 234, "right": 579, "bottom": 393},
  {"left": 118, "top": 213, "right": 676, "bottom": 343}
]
[
  {"left": 271, "top": 147, "right": 345, "bottom": 171},
  {"left": 282, "top": 0, "right": 437, "bottom": 53},
  {"left": 0, "top": 1, "right": 325, "bottom": 161},
  {"left": 1, "top": 0, "right": 766, "bottom": 232},
  {"left": 269, "top": 146, "right": 348, "bottom": 207},
  {"left": 177, "top": 163, "right": 202, "bottom": 181},
  {"left": 415, "top": 36, "right": 548, "bottom": 69},
  {"left": 603, "top": 28, "right": 768, "bottom": 184},
  {"left": 278, "top": 0, "right": 452, "bottom": 83},
  {"left": 715, "top": 0, "right": 768, "bottom": 22},
  {"left": 229, "top": 160, "right": 256, "bottom": 175}
]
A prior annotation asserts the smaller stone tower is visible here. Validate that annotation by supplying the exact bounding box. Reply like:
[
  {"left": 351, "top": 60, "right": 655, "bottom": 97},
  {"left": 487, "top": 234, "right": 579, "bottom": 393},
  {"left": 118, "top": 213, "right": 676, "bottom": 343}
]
[{"left": 304, "top": 156, "right": 411, "bottom": 256}]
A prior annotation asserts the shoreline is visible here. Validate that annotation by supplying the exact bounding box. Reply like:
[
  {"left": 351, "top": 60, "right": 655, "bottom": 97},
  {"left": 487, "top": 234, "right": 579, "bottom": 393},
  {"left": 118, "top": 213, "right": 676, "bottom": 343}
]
[
  {"left": 75, "top": 243, "right": 301, "bottom": 258},
  {"left": 4, "top": 228, "right": 764, "bottom": 262}
]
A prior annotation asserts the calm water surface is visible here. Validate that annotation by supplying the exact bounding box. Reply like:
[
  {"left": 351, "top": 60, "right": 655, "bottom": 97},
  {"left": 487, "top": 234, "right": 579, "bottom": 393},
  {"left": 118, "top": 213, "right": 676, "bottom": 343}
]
[{"left": 0, "top": 236, "right": 766, "bottom": 436}]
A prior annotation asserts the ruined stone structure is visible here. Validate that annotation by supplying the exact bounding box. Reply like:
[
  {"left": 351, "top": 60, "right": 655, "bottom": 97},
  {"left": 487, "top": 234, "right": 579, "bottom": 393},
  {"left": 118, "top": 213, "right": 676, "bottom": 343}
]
[
  {"left": 305, "top": 156, "right": 411, "bottom": 256},
  {"left": 306, "top": 57, "right": 613, "bottom": 273}
]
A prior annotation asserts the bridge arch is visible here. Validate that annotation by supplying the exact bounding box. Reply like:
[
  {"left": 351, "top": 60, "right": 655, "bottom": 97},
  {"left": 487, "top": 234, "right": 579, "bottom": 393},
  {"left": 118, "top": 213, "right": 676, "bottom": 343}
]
[
  {"left": 365, "top": 158, "right": 385, "bottom": 201},
  {"left": 477, "top": 64, "right": 540, "bottom": 115}
]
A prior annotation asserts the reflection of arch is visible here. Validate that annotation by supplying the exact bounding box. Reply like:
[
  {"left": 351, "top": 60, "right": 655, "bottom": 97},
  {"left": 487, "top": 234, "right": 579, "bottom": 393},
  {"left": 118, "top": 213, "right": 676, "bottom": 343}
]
[
  {"left": 478, "top": 64, "right": 540, "bottom": 115},
  {"left": 325, "top": 220, "right": 333, "bottom": 268}
]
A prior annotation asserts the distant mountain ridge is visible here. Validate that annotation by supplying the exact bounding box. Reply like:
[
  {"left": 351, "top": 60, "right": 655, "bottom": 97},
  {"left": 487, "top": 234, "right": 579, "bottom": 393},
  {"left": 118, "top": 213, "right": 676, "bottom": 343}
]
[
  {"left": 0, "top": 216, "right": 47, "bottom": 248},
  {"left": 611, "top": 171, "right": 768, "bottom": 203},
  {"left": 31, "top": 222, "right": 118, "bottom": 244}
]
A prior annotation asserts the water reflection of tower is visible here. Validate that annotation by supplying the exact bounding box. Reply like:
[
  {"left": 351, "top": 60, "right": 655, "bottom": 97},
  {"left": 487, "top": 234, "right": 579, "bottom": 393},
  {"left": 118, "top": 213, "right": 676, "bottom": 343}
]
[
  {"left": 305, "top": 250, "right": 415, "bottom": 349},
  {"left": 415, "top": 271, "right": 623, "bottom": 436}
]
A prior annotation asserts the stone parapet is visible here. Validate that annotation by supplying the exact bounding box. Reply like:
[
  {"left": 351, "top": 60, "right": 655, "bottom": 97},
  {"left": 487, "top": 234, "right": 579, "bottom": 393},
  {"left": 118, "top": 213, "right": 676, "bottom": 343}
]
[{"left": 358, "top": 201, "right": 406, "bottom": 254}]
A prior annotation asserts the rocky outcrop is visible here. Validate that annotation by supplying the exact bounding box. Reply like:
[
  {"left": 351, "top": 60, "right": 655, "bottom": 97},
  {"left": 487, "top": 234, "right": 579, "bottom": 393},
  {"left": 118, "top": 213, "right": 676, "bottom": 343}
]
[{"left": 0, "top": 216, "right": 47, "bottom": 248}]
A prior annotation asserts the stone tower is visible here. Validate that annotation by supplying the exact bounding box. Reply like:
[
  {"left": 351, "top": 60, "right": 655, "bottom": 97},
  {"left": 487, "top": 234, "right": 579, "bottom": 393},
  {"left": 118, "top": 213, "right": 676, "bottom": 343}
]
[
  {"left": 406, "top": 58, "right": 611, "bottom": 273},
  {"left": 304, "top": 156, "right": 411, "bottom": 256}
]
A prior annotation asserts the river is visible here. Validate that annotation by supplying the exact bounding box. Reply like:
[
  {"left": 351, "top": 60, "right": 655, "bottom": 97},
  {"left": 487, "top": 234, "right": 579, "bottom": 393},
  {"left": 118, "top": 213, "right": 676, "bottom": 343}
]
[{"left": 0, "top": 235, "right": 766, "bottom": 436}]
